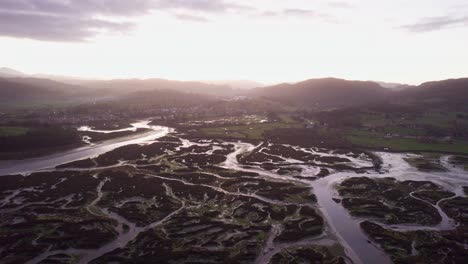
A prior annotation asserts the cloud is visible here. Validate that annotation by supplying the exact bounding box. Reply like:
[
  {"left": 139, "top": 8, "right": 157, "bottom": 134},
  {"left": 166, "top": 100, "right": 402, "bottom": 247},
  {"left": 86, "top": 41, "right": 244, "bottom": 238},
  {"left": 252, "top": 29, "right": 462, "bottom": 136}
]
[
  {"left": 283, "top": 9, "right": 317, "bottom": 16},
  {"left": 261, "top": 8, "right": 317, "bottom": 18},
  {"left": 402, "top": 16, "right": 468, "bottom": 32},
  {"left": 0, "top": 0, "right": 244, "bottom": 41},
  {"left": 258, "top": 8, "right": 331, "bottom": 21},
  {"left": 174, "top": 14, "right": 210, "bottom": 22},
  {"left": 0, "top": 0, "right": 156, "bottom": 16},
  {"left": 0, "top": 11, "right": 133, "bottom": 41},
  {"left": 328, "top": 1, "right": 354, "bottom": 9},
  {"left": 156, "top": 0, "right": 247, "bottom": 13}
]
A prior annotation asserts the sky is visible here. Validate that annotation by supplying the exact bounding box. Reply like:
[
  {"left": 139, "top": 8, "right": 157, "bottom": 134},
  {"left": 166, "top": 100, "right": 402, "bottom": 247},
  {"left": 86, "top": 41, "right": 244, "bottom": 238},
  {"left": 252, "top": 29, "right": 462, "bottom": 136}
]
[{"left": 0, "top": 0, "right": 467, "bottom": 85}]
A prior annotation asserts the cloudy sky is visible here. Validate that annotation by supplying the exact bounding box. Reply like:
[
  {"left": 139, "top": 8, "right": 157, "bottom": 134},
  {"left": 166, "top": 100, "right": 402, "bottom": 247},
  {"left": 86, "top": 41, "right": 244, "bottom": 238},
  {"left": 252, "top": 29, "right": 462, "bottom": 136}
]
[{"left": 0, "top": 0, "right": 467, "bottom": 84}]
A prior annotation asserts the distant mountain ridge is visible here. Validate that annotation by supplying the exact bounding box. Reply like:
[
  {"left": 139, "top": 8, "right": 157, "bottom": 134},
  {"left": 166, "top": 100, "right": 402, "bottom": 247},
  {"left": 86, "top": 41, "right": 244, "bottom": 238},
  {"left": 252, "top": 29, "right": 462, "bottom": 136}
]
[
  {"left": 205, "top": 80, "right": 264, "bottom": 90},
  {"left": 0, "top": 76, "right": 229, "bottom": 108},
  {"left": 377, "top": 81, "right": 414, "bottom": 91},
  {"left": 5, "top": 77, "right": 89, "bottom": 94},
  {"left": 0, "top": 77, "right": 69, "bottom": 102},
  {"left": 252, "top": 78, "right": 390, "bottom": 108},
  {"left": 0, "top": 67, "right": 26, "bottom": 78},
  {"left": 0, "top": 67, "right": 250, "bottom": 95},
  {"left": 0, "top": 66, "right": 467, "bottom": 109},
  {"left": 399, "top": 78, "right": 468, "bottom": 102},
  {"left": 76, "top": 78, "right": 235, "bottom": 97}
]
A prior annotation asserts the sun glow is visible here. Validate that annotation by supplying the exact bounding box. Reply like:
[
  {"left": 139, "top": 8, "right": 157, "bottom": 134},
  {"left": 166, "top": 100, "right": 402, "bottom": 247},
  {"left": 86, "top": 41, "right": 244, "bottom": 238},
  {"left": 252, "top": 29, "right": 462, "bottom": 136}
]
[{"left": 1, "top": 0, "right": 467, "bottom": 84}]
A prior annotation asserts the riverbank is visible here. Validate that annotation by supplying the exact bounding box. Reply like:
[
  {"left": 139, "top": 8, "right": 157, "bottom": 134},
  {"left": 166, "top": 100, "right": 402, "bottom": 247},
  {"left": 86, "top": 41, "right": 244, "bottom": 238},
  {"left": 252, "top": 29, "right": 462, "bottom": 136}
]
[{"left": 0, "top": 122, "right": 171, "bottom": 176}]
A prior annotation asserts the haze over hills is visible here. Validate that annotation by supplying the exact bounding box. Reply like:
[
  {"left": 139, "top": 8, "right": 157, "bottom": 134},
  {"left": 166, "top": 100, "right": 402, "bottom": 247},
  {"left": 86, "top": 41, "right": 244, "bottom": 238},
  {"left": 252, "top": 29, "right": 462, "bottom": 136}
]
[
  {"left": 0, "top": 68, "right": 92, "bottom": 85},
  {"left": 253, "top": 77, "right": 468, "bottom": 108},
  {"left": 4, "top": 77, "right": 89, "bottom": 94},
  {"left": 0, "top": 78, "right": 50, "bottom": 99},
  {"left": 75, "top": 79, "right": 235, "bottom": 97},
  {"left": 0, "top": 67, "right": 26, "bottom": 78},
  {"left": 0, "top": 68, "right": 249, "bottom": 99},
  {"left": 404, "top": 78, "right": 468, "bottom": 102},
  {"left": 377, "top": 81, "right": 415, "bottom": 91},
  {"left": 0, "top": 68, "right": 258, "bottom": 93},
  {"left": 2, "top": 1, "right": 468, "bottom": 263},
  {"left": 110, "top": 89, "right": 218, "bottom": 110},
  {"left": 205, "top": 80, "right": 265, "bottom": 90},
  {"left": 0, "top": 77, "right": 76, "bottom": 103},
  {"left": 252, "top": 78, "right": 390, "bottom": 108},
  {"left": 0, "top": 67, "right": 467, "bottom": 110}
]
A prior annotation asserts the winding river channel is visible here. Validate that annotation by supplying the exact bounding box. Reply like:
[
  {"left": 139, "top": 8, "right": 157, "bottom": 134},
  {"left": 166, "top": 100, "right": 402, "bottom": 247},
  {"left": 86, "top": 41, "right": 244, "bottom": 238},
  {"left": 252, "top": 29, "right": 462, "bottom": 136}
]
[
  {"left": 222, "top": 143, "right": 392, "bottom": 264},
  {"left": 1, "top": 122, "right": 467, "bottom": 264},
  {"left": 0, "top": 121, "right": 171, "bottom": 176},
  {"left": 221, "top": 143, "right": 467, "bottom": 264}
]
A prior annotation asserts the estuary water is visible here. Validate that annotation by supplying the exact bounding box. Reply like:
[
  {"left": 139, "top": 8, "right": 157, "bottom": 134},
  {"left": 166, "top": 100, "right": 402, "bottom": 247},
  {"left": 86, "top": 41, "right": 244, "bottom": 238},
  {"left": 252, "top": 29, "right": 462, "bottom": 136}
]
[{"left": 0, "top": 121, "right": 171, "bottom": 176}]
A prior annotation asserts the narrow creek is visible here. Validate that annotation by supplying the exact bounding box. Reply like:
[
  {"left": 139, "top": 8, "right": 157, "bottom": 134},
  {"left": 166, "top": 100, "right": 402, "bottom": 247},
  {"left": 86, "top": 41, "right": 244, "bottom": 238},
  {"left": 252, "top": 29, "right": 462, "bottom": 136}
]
[
  {"left": 222, "top": 142, "right": 391, "bottom": 264},
  {"left": 0, "top": 121, "right": 172, "bottom": 176},
  {"left": 223, "top": 141, "right": 467, "bottom": 264},
  {"left": 3, "top": 128, "right": 467, "bottom": 264},
  {"left": 26, "top": 180, "right": 186, "bottom": 264}
]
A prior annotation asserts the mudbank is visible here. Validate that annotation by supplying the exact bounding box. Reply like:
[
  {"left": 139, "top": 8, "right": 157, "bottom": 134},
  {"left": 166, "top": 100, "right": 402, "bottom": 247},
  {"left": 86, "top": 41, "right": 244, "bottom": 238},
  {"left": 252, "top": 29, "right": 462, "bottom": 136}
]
[{"left": 0, "top": 126, "right": 466, "bottom": 264}]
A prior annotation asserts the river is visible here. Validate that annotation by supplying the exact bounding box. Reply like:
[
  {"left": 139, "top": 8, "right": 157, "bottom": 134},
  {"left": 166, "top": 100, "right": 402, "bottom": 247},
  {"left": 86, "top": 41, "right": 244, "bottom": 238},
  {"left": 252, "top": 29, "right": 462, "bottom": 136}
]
[
  {"left": 0, "top": 121, "right": 172, "bottom": 176},
  {"left": 1, "top": 127, "right": 466, "bottom": 264},
  {"left": 222, "top": 142, "right": 467, "bottom": 264}
]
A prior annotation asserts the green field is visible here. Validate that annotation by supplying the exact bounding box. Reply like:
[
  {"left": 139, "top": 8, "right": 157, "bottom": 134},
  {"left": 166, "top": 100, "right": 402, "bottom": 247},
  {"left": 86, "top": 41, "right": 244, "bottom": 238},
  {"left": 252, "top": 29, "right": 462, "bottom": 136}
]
[
  {"left": 360, "top": 111, "right": 468, "bottom": 130},
  {"left": 0, "top": 126, "right": 29, "bottom": 137},
  {"left": 278, "top": 114, "right": 296, "bottom": 123},
  {"left": 348, "top": 134, "right": 468, "bottom": 154},
  {"left": 351, "top": 109, "right": 468, "bottom": 154},
  {"left": 200, "top": 122, "right": 303, "bottom": 140},
  {"left": 198, "top": 113, "right": 468, "bottom": 154}
]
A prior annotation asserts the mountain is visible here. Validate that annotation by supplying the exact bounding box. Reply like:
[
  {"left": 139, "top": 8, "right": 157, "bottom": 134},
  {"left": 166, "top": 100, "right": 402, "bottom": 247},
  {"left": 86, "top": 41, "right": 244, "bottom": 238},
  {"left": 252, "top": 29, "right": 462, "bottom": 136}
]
[
  {"left": 377, "top": 81, "right": 414, "bottom": 91},
  {"left": 0, "top": 67, "right": 90, "bottom": 85},
  {"left": 116, "top": 89, "right": 218, "bottom": 108},
  {"left": 1, "top": 67, "right": 466, "bottom": 109},
  {"left": 4, "top": 77, "right": 90, "bottom": 94},
  {"left": 0, "top": 76, "right": 230, "bottom": 109},
  {"left": 398, "top": 78, "right": 468, "bottom": 103},
  {"left": 0, "top": 67, "right": 26, "bottom": 78},
  {"left": 76, "top": 79, "right": 236, "bottom": 97},
  {"left": 252, "top": 77, "right": 468, "bottom": 109},
  {"left": 0, "top": 77, "right": 67, "bottom": 102},
  {"left": 0, "top": 67, "right": 243, "bottom": 97},
  {"left": 205, "top": 80, "right": 265, "bottom": 90},
  {"left": 418, "top": 78, "right": 468, "bottom": 99},
  {"left": 252, "top": 78, "right": 390, "bottom": 108},
  {"left": 71, "top": 89, "right": 221, "bottom": 113},
  {"left": 0, "top": 77, "right": 104, "bottom": 108}
]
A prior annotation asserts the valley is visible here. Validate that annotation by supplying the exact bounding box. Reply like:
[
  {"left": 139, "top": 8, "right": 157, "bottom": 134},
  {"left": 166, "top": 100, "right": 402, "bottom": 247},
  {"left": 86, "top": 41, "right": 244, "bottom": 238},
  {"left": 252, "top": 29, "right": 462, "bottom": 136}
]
[
  {"left": 3, "top": 1, "right": 468, "bottom": 262},
  {"left": 0, "top": 71, "right": 467, "bottom": 264},
  {"left": 0, "top": 118, "right": 466, "bottom": 264}
]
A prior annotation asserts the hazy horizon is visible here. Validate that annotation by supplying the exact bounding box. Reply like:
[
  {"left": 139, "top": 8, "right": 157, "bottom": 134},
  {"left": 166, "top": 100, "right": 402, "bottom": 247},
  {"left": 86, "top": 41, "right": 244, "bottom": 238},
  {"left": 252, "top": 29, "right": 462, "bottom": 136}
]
[
  {"left": 0, "top": 3, "right": 467, "bottom": 262},
  {"left": 3, "top": 66, "right": 468, "bottom": 88},
  {"left": 1, "top": 0, "right": 467, "bottom": 85}
]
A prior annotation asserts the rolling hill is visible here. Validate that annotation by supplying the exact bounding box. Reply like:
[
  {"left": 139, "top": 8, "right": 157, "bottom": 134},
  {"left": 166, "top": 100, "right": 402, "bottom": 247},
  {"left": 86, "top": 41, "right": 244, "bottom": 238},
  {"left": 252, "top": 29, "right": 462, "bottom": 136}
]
[
  {"left": 0, "top": 67, "right": 240, "bottom": 98},
  {"left": 77, "top": 78, "right": 236, "bottom": 97},
  {"left": 0, "top": 77, "right": 224, "bottom": 109},
  {"left": 252, "top": 78, "right": 390, "bottom": 108},
  {"left": 0, "top": 78, "right": 67, "bottom": 101},
  {"left": 1, "top": 66, "right": 466, "bottom": 110},
  {"left": 252, "top": 77, "right": 468, "bottom": 108},
  {"left": 399, "top": 78, "right": 468, "bottom": 103},
  {"left": 0, "top": 77, "right": 93, "bottom": 108},
  {"left": 0, "top": 67, "right": 26, "bottom": 78},
  {"left": 114, "top": 89, "right": 218, "bottom": 108}
]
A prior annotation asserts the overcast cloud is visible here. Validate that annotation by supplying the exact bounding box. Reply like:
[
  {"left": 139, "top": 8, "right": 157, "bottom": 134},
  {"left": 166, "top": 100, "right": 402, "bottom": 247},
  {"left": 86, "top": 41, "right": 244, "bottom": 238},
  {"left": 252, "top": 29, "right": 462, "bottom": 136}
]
[
  {"left": 0, "top": 0, "right": 243, "bottom": 41},
  {"left": 0, "top": 0, "right": 467, "bottom": 41},
  {"left": 403, "top": 16, "right": 468, "bottom": 32}
]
